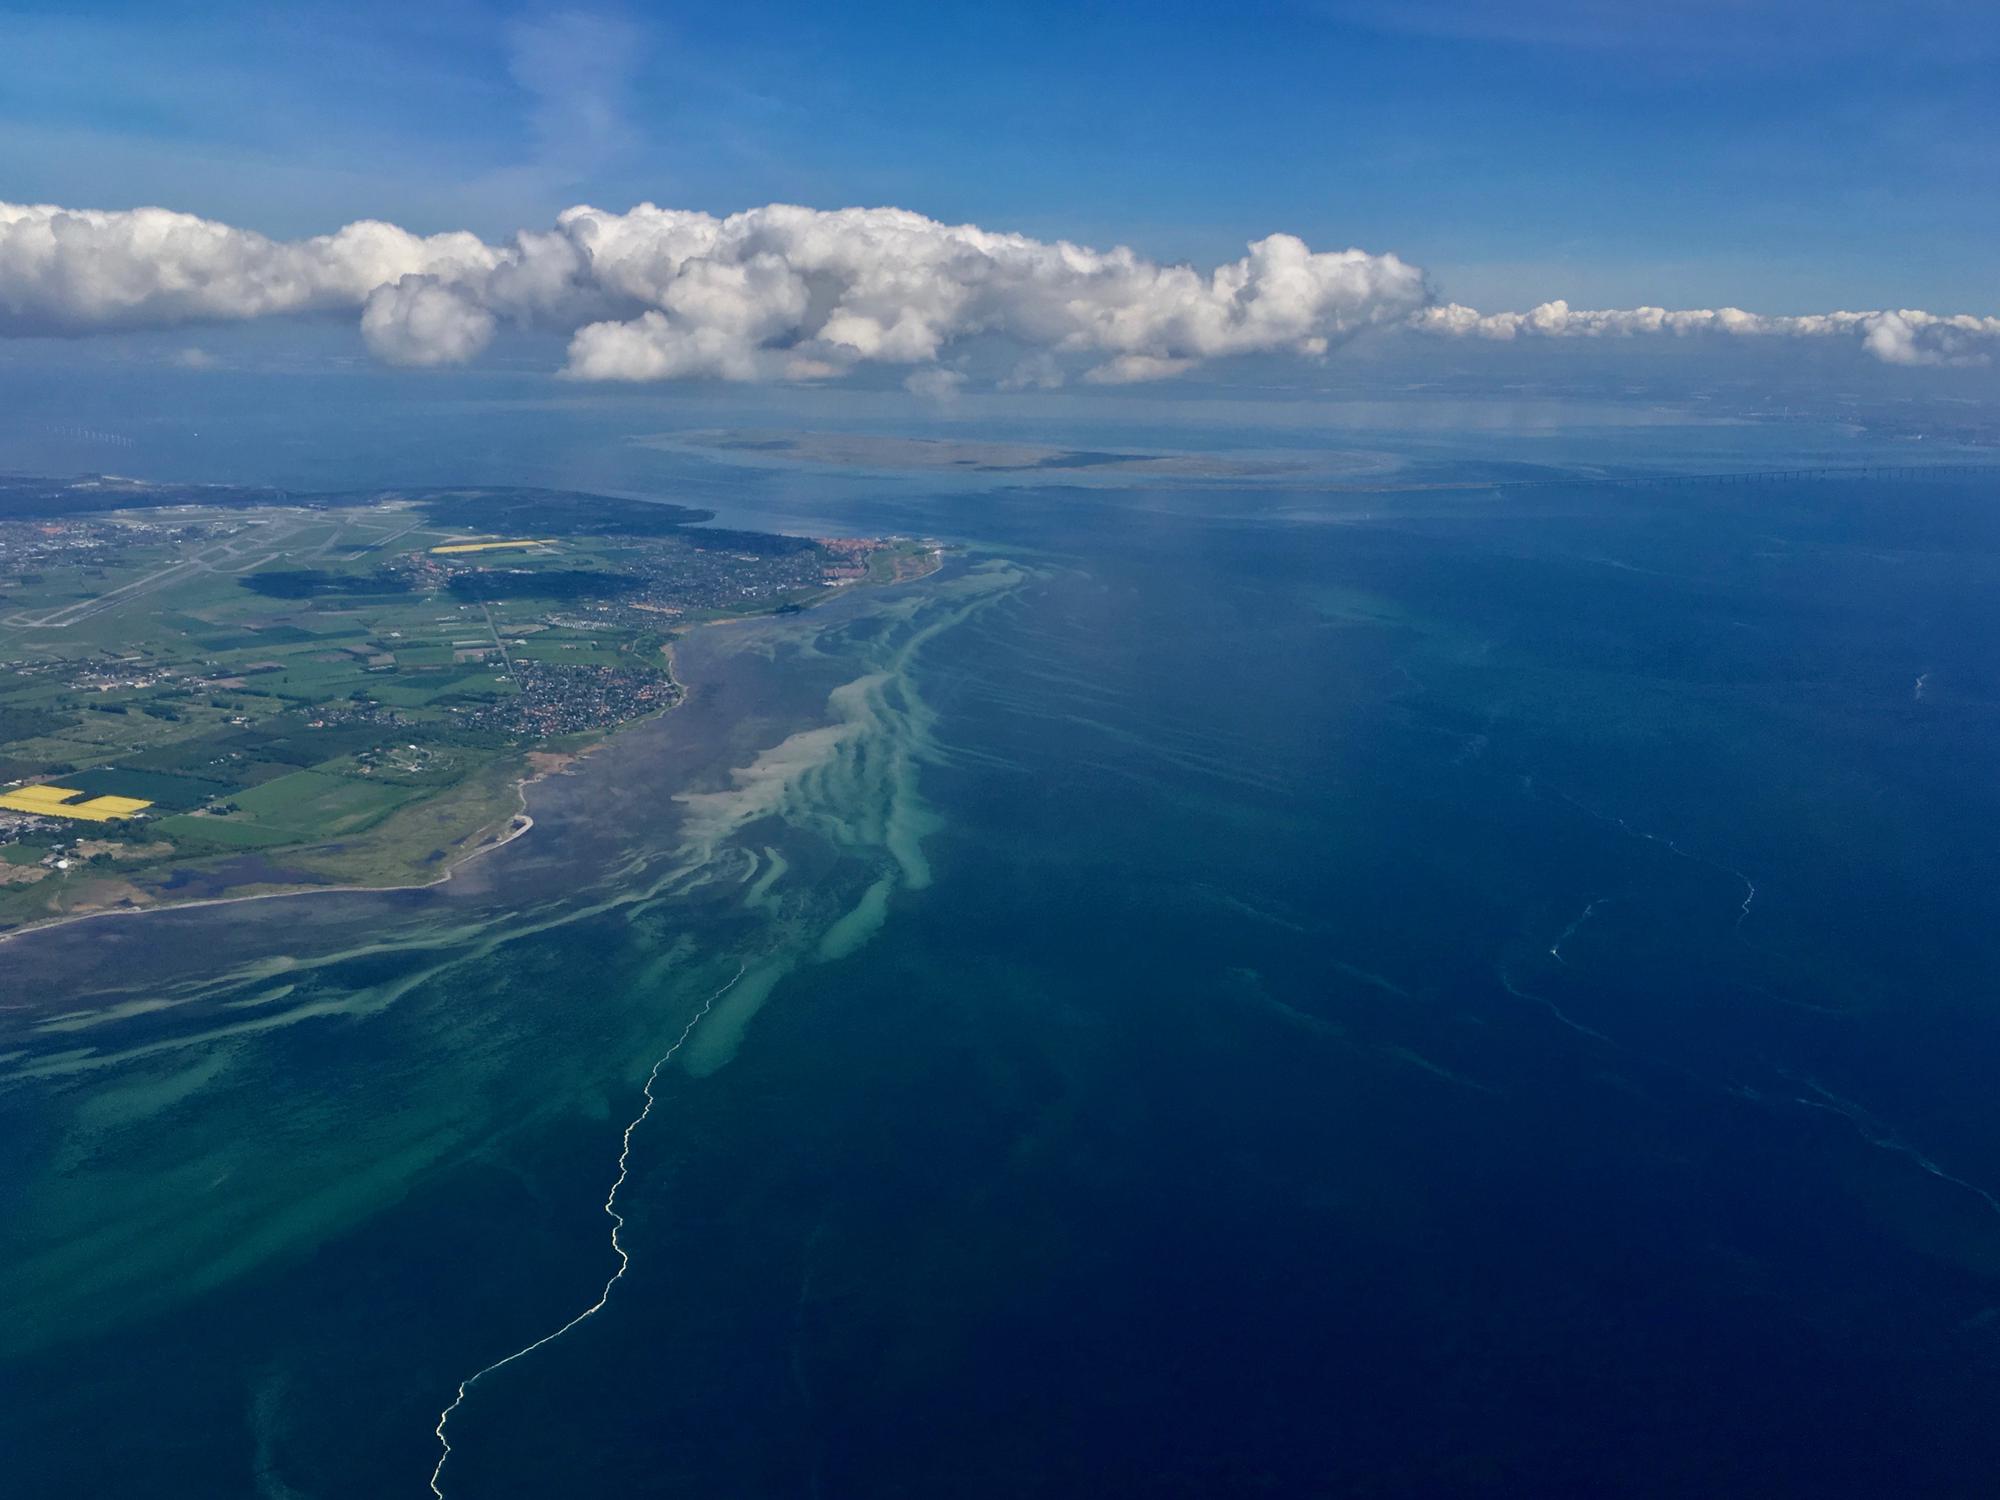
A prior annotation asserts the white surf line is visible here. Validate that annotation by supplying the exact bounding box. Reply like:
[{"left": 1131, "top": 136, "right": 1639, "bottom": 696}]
[{"left": 428, "top": 963, "right": 746, "bottom": 1498}]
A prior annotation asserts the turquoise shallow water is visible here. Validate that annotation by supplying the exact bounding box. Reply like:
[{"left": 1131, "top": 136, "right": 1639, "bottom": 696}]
[{"left": 4, "top": 413, "right": 2000, "bottom": 1495}]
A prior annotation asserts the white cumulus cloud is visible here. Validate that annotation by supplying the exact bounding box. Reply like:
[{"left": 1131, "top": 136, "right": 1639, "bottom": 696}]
[
  {"left": 903, "top": 367, "right": 967, "bottom": 403},
  {"left": 360, "top": 276, "right": 498, "bottom": 367},
  {"left": 1415, "top": 298, "right": 2000, "bottom": 366},
  {"left": 0, "top": 201, "right": 500, "bottom": 334},
  {"left": 0, "top": 199, "right": 1428, "bottom": 383},
  {"left": 555, "top": 206, "right": 1431, "bottom": 384},
  {"left": 2, "top": 199, "right": 1996, "bottom": 379}
]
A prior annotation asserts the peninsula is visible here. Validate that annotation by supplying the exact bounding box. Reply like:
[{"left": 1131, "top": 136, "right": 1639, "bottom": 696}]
[{"left": 0, "top": 473, "right": 939, "bottom": 935}]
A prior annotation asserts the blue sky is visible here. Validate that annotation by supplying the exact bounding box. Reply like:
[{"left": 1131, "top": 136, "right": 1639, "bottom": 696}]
[{"left": 4, "top": 0, "right": 1995, "bottom": 315}]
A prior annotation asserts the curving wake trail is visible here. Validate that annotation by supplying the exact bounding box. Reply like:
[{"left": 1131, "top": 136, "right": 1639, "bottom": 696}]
[
  {"left": 428, "top": 964, "right": 746, "bottom": 1497},
  {"left": 1547, "top": 787, "right": 1762, "bottom": 938}
]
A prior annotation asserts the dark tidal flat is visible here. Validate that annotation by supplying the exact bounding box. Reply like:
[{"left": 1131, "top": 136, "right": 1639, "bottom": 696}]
[{"left": 4, "top": 427, "right": 2000, "bottom": 1498}]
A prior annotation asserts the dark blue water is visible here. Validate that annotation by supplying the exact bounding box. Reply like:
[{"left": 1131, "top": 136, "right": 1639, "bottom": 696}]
[{"left": 4, "top": 390, "right": 2000, "bottom": 1495}]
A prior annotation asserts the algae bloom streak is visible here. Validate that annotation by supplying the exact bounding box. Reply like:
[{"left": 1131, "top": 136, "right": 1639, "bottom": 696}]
[{"left": 0, "top": 554, "right": 1022, "bottom": 1367}]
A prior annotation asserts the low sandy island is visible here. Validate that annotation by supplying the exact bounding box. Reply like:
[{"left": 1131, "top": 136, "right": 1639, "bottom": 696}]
[{"left": 647, "top": 429, "right": 1405, "bottom": 481}]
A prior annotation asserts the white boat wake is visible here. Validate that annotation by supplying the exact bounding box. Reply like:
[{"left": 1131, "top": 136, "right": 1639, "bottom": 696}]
[
  {"left": 1548, "top": 897, "right": 1610, "bottom": 966},
  {"left": 428, "top": 963, "right": 746, "bottom": 1497},
  {"left": 1551, "top": 789, "right": 1761, "bottom": 936}
]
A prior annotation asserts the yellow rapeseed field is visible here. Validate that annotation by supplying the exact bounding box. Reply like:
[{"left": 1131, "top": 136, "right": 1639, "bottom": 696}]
[{"left": 0, "top": 785, "right": 154, "bottom": 822}]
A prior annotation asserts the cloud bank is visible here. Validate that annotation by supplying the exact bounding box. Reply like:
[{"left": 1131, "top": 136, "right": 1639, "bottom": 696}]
[
  {"left": 1416, "top": 300, "right": 2000, "bottom": 367},
  {"left": 2, "top": 199, "right": 1995, "bottom": 381},
  {"left": 0, "top": 200, "right": 1425, "bottom": 383}
]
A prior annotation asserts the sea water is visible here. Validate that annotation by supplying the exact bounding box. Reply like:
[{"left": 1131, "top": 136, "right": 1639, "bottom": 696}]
[{"left": 4, "top": 403, "right": 2000, "bottom": 1496}]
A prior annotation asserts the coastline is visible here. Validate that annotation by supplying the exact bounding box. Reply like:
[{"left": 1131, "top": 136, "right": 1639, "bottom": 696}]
[
  {"left": 0, "top": 548, "right": 944, "bottom": 956},
  {"left": 0, "top": 545, "right": 943, "bottom": 954},
  {"left": 0, "top": 645, "right": 687, "bottom": 952},
  {"left": 0, "top": 756, "right": 544, "bottom": 950}
]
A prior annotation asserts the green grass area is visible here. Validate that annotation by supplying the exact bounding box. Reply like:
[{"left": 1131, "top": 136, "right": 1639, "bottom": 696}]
[
  {"left": 509, "top": 638, "right": 630, "bottom": 666},
  {"left": 153, "top": 814, "right": 297, "bottom": 849},
  {"left": 59, "top": 766, "right": 234, "bottom": 810},
  {"left": 0, "top": 704, "right": 73, "bottom": 742},
  {"left": 371, "top": 671, "right": 514, "bottom": 707},
  {"left": 121, "top": 735, "right": 286, "bottom": 784},
  {"left": 193, "top": 625, "right": 321, "bottom": 649},
  {"left": 313, "top": 744, "right": 495, "bottom": 788},
  {"left": 3, "top": 736, "right": 113, "bottom": 770},
  {"left": 205, "top": 768, "right": 420, "bottom": 837}
]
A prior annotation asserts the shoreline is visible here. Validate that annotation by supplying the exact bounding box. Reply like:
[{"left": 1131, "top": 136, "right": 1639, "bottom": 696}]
[
  {"left": 0, "top": 760, "right": 546, "bottom": 950},
  {"left": 0, "top": 652, "right": 683, "bottom": 951},
  {"left": 0, "top": 546, "right": 938, "bottom": 954}
]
